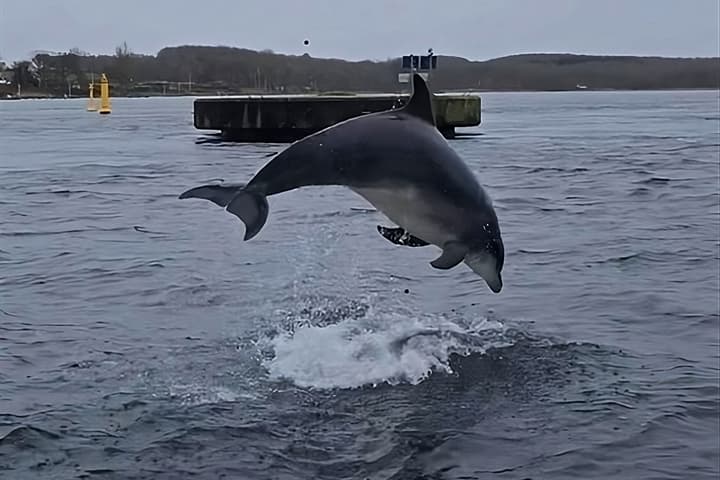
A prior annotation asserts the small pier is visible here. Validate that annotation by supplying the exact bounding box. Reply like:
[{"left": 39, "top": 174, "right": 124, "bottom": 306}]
[{"left": 193, "top": 93, "right": 481, "bottom": 142}]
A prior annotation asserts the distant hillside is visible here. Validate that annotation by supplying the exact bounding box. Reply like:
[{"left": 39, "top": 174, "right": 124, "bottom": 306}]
[
  {"left": 2, "top": 45, "right": 718, "bottom": 97},
  {"left": 434, "top": 53, "right": 720, "bottom": 91}
]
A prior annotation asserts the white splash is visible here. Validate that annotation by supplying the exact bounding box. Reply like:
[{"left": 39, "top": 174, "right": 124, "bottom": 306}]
[{"left": 262, "top": 309, "right": 507, "bottom": 389}]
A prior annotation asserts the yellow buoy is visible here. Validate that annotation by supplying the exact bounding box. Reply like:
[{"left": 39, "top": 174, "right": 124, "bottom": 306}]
[
  {"left": 86, "top": 81, "right": 98, "bottom": 111},
  {"left": 98, "top": 73, "right": 111, "bottom": 115}
]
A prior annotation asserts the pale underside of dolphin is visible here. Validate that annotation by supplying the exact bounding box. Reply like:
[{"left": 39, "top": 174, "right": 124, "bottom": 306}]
[{"left": 180, "top": 74, "right": 505, "bottom": 293}]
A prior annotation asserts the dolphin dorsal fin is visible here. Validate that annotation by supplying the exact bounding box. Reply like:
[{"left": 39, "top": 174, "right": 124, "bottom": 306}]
[{"left": 401, "top": 73, "right": 435, "bottom": 126}]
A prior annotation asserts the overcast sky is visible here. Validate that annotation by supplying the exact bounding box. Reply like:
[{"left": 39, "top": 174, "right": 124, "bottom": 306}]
[{"left": 1, "top": 0, "right": 718, "bottom": 63}]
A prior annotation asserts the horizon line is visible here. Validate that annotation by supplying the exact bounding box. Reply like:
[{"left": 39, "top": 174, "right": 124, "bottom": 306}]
[{"left": 3, "top": 44, "right": 719, "bottom": 64}]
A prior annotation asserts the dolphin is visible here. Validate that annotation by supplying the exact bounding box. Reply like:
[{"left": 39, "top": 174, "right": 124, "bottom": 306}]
[{"left": 179, "top": 74, "right": 505, "bottom": 292}]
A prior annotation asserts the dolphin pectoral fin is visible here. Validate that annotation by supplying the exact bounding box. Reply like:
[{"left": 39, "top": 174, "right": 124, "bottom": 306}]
[
  {"left": 226, "top": 191, "right": 269, "bottom": 241},
  {"left": 430, "top": 242, "right": 468, "bottom": 270},
  {"left": 179, "top": 184, "right": 245, "bottom": 207},
  {"left": 377, "top": 225, "right": 429, "bottom": 247}
]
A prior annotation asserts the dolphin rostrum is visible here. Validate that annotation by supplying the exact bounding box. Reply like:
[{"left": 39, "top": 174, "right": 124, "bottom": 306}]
[{"left": 180, "top": 74, "right": 505, "bottom": 292}]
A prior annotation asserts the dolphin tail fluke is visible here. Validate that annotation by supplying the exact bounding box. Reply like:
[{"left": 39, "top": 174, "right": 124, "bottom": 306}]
[
  {"left": 226, "top": 190, "right": 269, "bottom": 240},
  {"left": 179, "top": 184, "right": 245, "bottom": 207},
  {"left": 179, "top": 184, "right": 269, "bottom": 241}
]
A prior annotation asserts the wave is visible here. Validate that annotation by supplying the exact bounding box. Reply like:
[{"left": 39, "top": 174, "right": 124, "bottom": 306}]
[{"left": 260, "top": 301, "right": 512, "bottom": 390}]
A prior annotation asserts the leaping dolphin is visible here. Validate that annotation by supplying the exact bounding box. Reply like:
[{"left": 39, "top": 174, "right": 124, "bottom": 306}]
[{"left": 180, "top": 74, "right": 505, "bottom": 293}]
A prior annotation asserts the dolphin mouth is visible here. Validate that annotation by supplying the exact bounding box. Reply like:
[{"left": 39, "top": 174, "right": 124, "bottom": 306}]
[
  {"left": 486, "top": 274, "right": 503, "bottom": 293},
  {"left": 464, "top": 255, "right": 503, "bottom": 293}
]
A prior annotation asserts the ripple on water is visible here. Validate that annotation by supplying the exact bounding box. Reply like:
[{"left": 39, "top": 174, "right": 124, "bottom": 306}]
[{"left": 0, "top": 91, "right": 718, "bottom": 479}]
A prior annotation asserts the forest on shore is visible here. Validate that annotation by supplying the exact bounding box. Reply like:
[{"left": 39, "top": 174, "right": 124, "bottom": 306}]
[{"left": 1, "top": 44, "right": 718, "bottom": 98}]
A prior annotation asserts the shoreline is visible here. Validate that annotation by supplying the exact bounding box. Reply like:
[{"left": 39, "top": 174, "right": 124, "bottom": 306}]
[{"left": 2, "top": 86, "right": 718, "bottom": 101}]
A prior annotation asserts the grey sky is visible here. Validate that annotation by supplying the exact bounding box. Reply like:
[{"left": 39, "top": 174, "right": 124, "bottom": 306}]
[{"left": 1, "top": 0, "right": 718, "bottom": 63}]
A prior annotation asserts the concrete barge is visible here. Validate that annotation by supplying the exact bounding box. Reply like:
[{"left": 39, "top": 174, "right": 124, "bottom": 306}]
[{"left": 193, "top": 93, "right": 481, "bottom": 142}]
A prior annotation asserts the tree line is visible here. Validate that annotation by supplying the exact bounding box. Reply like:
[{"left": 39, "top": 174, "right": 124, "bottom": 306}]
[{"left": 1, "top": 44, "right": 718, "bottom": 97}]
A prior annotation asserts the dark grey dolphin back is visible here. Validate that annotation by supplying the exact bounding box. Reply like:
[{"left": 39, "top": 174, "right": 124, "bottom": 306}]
[{"left": 244, "top": 73, "right": 443, "bottom": 196}]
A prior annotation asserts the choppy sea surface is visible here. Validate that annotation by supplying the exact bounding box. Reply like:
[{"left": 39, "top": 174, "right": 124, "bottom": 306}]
[{"left": 0, "top": 90, "right": 718, "bottom": 479}]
